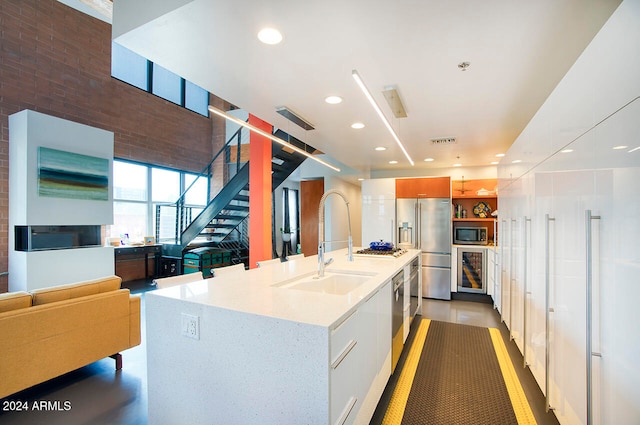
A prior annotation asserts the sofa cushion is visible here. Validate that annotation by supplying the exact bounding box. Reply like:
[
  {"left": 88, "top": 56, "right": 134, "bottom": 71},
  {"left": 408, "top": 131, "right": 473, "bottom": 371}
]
[
  {"left": 0, "top": 292, "right": 32, "bottom": 313},
  {"left": 31, "top": 275, "right": 122, "bottom": 306}
]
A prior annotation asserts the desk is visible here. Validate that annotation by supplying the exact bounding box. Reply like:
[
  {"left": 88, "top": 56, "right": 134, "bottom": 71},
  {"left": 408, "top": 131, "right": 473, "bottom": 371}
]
[{"left": 115, "top": 244, "right": 162, "bottom": 282}]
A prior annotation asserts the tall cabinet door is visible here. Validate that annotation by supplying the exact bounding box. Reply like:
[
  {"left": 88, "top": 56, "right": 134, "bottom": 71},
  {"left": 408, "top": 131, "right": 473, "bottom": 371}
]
[
  {"left": 361, "top": 179, "right": 396, "bottom": 246},
  {"left": 545, "top": 152, "right": 595, "bottom": 424},
  {"left": 591, "top": 98, "right": 640, "bottom": 425}
]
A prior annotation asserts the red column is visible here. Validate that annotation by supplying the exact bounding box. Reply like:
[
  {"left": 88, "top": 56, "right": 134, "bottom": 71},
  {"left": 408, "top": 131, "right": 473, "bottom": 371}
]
[{"left": 248, "top": 114, "right": 272, "bottom": 269}]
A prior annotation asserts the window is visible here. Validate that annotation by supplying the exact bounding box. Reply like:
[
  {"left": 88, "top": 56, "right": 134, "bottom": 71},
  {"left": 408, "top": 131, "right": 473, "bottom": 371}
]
[
  {"left": 152, "top": 63, "right": 182, "bottom": 104},
  {"left": 111, "top": 42, "right": 149, "bottom": 91},
  {"left": 185, "top": 173, "right": 208, "bottom": 206},
  {"left": 185, "top": 80, "right": 209, "bottom": 116},
  {"left": 151, "top": 168, "right": 180, "bottom": 203},
  {"left": 109, "top": 160, "right": 209, "bottom": 242},
  {"left": 111, "top": 42, "right": 210, "bottom": 117}
]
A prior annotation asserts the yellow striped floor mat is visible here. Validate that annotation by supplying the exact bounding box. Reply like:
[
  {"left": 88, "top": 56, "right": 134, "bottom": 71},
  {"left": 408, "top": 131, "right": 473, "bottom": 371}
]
[{"left": 382, "top": 319, "right": 537, "bottom": 425}]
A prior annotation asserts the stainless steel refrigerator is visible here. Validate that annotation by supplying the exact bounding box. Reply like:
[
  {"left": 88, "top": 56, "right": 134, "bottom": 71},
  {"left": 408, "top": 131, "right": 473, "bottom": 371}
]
[{"left": 396, "top": 198, "right": 451, "bottom": 300}]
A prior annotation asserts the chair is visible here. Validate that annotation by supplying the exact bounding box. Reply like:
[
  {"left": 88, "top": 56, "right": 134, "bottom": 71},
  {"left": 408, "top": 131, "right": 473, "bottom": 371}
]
[
  {"left": 256, "top": 258, "right": 282, "bottom": 268},
  {"left": 212, "top": 263, "right": 246, "bottom": 277},
  {"left": 152, "top": 271, "right": 204, "bottom": 289},
  {"left": 286, "top": 254, "right": 305, "bottom": 261}
]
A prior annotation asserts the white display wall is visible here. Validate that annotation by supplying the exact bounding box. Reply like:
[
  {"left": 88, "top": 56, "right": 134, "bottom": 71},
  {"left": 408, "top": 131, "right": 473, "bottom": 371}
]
[
  {"left": 497, "top": 1, "right": 640, "bottom": 424},
  {"left": 9, "top": 110, "right": 115, "bottom": 291}
]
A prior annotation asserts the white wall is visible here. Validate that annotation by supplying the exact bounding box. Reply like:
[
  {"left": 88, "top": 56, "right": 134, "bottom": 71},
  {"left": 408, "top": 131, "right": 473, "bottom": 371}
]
[
  {"left": 9, "top": 110, "right": 114, "bottom": 226},
  {"left": 8, "top": 110, "right": 115, "bottom": 291}
]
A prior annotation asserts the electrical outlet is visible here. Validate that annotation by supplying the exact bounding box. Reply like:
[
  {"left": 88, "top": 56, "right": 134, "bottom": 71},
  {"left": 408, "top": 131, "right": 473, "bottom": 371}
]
[{"left": 181, "top": 313, "right": 200, "bottom": 340}]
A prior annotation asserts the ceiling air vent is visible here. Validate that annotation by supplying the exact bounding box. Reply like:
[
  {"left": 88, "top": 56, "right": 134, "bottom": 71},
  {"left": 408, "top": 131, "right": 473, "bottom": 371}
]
[
  {"left": 275, "top": 106, "right": 315, "bottom": 131},
  {"left": 431, "top": 137, "right": 457, "bottom": 145}
]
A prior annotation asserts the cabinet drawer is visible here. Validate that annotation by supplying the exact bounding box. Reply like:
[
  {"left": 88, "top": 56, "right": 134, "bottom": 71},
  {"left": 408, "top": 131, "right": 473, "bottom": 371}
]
[
  {"left": 330, "top": 309, "right": 359, "bottom": 362},
  {"left": 330, "top": 309, "right": 362, "bottom": 425},
  {"left": 330, "top": 337, "right": 361, "bottom": 425}
]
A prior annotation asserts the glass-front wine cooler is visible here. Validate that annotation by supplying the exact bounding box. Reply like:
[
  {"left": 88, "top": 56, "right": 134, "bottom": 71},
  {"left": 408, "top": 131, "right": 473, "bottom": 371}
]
[{"left": 457, "top": 247, "right": 487, "bottom": 294}]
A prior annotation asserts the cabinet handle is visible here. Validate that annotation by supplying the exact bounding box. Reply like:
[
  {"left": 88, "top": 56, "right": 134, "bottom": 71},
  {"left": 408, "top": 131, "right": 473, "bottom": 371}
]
[
  {"left": 545, "top": 214, "right": 555, "bottom": 412},
  {"left": 500, "top": 219, "right": 508, "bottom": 322},
  {"left": 335, "top": 396, "right": 357, "bottom": 425},
  {"left": 586, "top": 209, "right": 601, "bottom": 425},
  {"left": 333, "top": 310, "right": 357, "bottom": 332},
  {"left": 509, "top": 218, "right": 517, "bottom": 340},
  {"left": 331, "top": 339, "right": 357, "bottom": 369},
  {"left": 523, "top": 216, "right": 531, "bottom": 368}
]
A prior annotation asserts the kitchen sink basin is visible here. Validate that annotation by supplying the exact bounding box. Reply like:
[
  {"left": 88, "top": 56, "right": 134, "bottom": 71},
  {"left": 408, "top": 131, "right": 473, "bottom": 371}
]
[{"left": 273, "top": 271, "right": 376, "bottom": 295}]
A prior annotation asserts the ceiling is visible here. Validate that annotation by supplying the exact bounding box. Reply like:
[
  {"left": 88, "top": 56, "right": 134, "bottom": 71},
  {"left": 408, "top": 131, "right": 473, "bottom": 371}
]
[{"left": 112, "top": 0, "right": 621, "bottom": 177}]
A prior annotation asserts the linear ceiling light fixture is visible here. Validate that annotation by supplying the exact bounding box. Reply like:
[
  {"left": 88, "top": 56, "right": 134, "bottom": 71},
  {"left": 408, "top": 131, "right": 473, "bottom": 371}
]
[
  {"left": 352, "top": 70, "right": 414, "bottom": 166},
  {"left": 208, "top": 105, "right": 340, "bottom": 172}
]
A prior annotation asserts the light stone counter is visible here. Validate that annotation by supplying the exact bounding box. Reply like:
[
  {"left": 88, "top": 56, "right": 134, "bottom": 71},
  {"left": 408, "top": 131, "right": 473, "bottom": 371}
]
[
  {"left": 149, "top": 248, "right": 421, "bottom": 329},
  {"left": 145, "top": 248, "right": 420, "bottom": 425}
]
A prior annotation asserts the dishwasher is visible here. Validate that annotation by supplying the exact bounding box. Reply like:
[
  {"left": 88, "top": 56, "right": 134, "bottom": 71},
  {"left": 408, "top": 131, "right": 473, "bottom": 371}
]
[
  {"left": 391, "top": 269, "right": 404, "bottom": 374},
  {"left": 409, "top": 257, "right": 420, "bottom": 321}
]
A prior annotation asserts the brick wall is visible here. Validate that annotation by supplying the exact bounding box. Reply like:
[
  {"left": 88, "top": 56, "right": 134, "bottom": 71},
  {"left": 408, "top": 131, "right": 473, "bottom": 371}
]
[{"left": 0, "top": 0, "right": 230, "bottom": 292}]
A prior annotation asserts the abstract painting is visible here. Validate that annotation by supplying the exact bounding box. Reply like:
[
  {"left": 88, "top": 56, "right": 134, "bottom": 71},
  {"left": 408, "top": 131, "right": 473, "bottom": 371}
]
[{"left": 38, "top": 147, "right": 109, "bottom": 201}]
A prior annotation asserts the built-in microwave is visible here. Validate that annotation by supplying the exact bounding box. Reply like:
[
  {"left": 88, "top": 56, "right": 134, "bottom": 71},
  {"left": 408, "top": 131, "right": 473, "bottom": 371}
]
[{"left": 454, "top": 226, "right": 488, "bottom": 245}]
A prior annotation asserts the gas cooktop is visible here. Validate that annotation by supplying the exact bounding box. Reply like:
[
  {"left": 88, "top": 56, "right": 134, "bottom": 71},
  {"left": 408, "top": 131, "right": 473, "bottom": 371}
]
[{"left": 354, "top": 248, "right": 408, "bottom": 258}]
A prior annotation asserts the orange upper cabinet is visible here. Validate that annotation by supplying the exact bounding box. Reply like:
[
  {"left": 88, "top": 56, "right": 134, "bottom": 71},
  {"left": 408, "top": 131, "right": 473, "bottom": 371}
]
[{"left": 395, "top": 176, "right": 451, "bottom": 198}]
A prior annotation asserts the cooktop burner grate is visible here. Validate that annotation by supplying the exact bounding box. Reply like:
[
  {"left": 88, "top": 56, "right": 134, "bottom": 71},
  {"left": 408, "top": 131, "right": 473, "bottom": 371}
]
[{"left": 355, "top": 248, "right": 408, "bottom": 257}]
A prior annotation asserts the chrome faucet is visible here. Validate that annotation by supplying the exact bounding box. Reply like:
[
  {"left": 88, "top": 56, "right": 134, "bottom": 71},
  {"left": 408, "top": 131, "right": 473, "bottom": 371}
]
[{"left": 318, "top": 189, "right": 354, "bottom": 277}]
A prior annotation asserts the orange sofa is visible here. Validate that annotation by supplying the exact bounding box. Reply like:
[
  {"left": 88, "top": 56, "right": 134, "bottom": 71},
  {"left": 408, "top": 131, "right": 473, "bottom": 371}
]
[{"left": 0, "top": 276, "right": 141, "bottom": 399}]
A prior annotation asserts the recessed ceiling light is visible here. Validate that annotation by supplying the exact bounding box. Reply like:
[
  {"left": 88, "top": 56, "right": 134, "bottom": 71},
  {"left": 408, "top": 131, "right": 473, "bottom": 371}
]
[
  {"left": 561, "top": 149, "right": 573, "bottom": 153},
  {"left": 628, "top": 146, "right": 640, "bottom": 153},
  {"left": 423, "top": 158, "right": 434, "bottom": 162},
  {"left": 613, "top": 145, "right": 628, "bottom": 150},
  {"left": 325, "top": 96, "right": 343, "bottom": 104},
  {"left": 257, "top": 28, "right": 283, "bottom": 45},
  {"left": 453, "top": 163, "right": 462, "bottom": 167},
  {"left": 351, "top": 122, "right": 365, "bottom": 129},
  {"left": 490, "top": 161, "right": 499, "bottom": 165},
  {"left": 375, "top": 147, "right": 386, "bottom": 151},
  {"left": 512, "top": 159, "right": 522, "bottom": 163},
  {"left": 389, "top": 160, "right": 398, "bottom": 164},
  {"left": 357, "top": 178, "right": 364, "bottom": 181},
  {"left": 495, "top": 153, "right": 505, "bottom": 157}
]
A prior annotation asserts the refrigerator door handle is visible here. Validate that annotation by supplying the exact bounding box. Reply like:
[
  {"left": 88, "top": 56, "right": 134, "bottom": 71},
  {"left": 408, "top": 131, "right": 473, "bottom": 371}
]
[
  {"left": 391, "top": 219, "right": 395, "bottom": 246},
  {"left": 417, "top": 202, "right": 422, "bottom": 250}
]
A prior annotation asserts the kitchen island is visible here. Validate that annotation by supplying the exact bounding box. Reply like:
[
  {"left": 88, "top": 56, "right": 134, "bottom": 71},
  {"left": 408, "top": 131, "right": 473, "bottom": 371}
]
[{"left": 145, "top": 248, "right": 421, "bottom": 425}]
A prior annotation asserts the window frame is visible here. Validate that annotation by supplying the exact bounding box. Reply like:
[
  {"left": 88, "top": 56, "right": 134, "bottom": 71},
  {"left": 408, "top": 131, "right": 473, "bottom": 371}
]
[
  {"left": 111, "top": 41, "right": 210, "bottom": 117},
  {"left": 110, "top": 158, "right": 210, "bottom": 240}
]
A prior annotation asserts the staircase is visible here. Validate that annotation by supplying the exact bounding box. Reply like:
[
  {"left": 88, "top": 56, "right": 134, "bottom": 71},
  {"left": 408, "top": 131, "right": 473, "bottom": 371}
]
[{"left": 158, "top": 127, "right": 313, "bottom": 263}]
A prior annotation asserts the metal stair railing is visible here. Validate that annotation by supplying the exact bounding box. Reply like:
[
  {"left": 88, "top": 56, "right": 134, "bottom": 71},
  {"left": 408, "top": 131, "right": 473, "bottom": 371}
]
[
  {"left": 157, "top": 123, "right": 313, "bottom": 261},
  {"left": 155, "top": 124, "right": 245, "bottom": 245}
]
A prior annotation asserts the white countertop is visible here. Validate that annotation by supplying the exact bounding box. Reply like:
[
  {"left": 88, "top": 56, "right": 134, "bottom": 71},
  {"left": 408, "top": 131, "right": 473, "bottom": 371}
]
[{"left": 148, "top": 248, "right": 421, "bottom": 329}]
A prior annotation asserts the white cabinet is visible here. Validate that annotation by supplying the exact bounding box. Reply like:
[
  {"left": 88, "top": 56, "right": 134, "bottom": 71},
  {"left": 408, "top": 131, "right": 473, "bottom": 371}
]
[
  {"left": 330, "top": 279, "right": 392, "bottom": 425},
  {"left": 497, "top": 2, "right": 640, "bottom": 423},
  {"left": 330, "top": 309, "right": 362, "bottom": 425},
  {"left": 361, "top": 179, "right": 396, "bottom": 246}
]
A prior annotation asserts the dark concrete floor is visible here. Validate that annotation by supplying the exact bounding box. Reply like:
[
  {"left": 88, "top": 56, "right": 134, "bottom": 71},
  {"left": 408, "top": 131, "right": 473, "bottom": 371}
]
[{"left": 1, "top": 284, "right": 559, "bottom": 425}]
